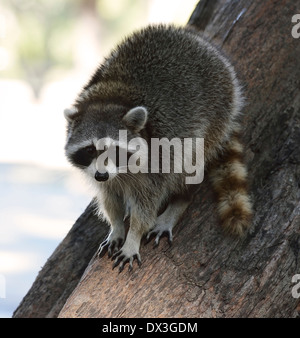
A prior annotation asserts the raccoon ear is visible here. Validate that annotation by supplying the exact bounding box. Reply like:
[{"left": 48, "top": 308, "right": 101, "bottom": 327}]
[
  {"left": 64, "top": 107, "right": 78, "bottom": 122},
  {"left": 123, "top": 106, "right": 148, "bottom": 133}
]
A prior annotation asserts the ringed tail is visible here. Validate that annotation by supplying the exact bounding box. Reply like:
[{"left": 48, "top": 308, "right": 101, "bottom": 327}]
[{"left": 209, "top": 130, "right": 253, "bottom": 236}]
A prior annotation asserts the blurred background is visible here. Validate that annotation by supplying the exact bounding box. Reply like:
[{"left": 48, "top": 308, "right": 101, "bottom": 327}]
[{"left": 0, "top": 0, "right": 198, "bottom": 317}]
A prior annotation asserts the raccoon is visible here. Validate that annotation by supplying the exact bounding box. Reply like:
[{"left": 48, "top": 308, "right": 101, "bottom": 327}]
[{"left": 64, "top": 25, "right": 253, "bottom": 272}]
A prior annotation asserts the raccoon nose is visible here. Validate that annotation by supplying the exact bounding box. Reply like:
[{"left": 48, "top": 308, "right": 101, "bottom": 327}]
[{"left": 95, "top": 171, "right": 109, "bottom": 182}]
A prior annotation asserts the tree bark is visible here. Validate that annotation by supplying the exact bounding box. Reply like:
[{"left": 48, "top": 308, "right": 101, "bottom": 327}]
[{"left": 14, "top": 0, "right": 300, "bottom": 318}]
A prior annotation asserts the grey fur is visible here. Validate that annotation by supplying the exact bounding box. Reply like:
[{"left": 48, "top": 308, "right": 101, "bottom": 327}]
[{"left": 64, "top": 25, "right": 249, "bottom": 272}]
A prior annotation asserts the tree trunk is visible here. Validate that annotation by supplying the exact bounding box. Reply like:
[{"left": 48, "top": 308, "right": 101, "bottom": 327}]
[{"left": 14, "top": 0, "right": 300, "bottom": 318}]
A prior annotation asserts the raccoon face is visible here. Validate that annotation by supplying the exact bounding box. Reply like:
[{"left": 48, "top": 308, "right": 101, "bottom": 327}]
[
  {"left": 64, "top": 104, "right": 148, "bottom": 183},
  {"left": 67, "top": 140, "right": 132, "bottom": 182}
]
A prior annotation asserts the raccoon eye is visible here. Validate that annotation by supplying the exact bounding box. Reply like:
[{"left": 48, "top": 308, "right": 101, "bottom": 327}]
[
  {"left": 115, "top": 146, "right": 120, "bottom": 167},
  {"left": 69, "top": 145, "right": 96, "bottom": 168},
  {"left": 85, "top": 145, "right": 96, "bottom": 154}
]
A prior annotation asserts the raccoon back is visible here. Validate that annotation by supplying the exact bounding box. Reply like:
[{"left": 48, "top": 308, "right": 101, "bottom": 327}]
[{"left": 82, "top": 25, "right": 239, "bottom": 140}]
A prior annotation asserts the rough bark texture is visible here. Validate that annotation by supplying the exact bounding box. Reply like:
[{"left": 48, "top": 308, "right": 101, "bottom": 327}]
[{"left": 14, "top": 0, "right": 300, "bottom": 318}]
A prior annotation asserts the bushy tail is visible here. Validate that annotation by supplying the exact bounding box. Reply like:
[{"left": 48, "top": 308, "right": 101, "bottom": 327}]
[{"left": 209, "top": 130, "right": 253, "bottom": 236}]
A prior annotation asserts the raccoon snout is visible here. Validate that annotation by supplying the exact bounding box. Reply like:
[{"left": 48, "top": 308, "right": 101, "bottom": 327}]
[{"left": 95, "top": 171, "right": 109, "bottom": 182}]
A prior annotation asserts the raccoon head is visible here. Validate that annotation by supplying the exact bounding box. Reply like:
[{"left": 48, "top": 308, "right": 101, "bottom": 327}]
[{"left": 64, "top": 104, "right": 148, "bottom": 183}]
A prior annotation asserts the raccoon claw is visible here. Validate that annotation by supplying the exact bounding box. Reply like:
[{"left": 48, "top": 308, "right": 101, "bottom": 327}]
[
  {"left": 97, "top": 239, "right": 109, "bottom": 258},
  {"left": 146, "top": 226, "right": 173, "bottom": 247},
  {"left": 97, "top": 237, "right": 124, "bottom": 258},
  {"left": 112, "top": 250, "right": 141, "bottom": 273},
  {"left": 108, "top": 238, "right": 124, "bottom": 258}
]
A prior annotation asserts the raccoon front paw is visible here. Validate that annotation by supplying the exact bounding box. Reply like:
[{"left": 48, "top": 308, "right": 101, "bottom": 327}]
[
  {"left": 146, "top": 222, "right": 173, "bottom": 247},
  {"left": 97, "top": 228, "right": 125, "bottom": 258},
  {"left": 97, "top": 238, "right": 123, "bottom": 258},
  {"left": 112, "top": 245, "right": 141, "bottom": 273}
]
